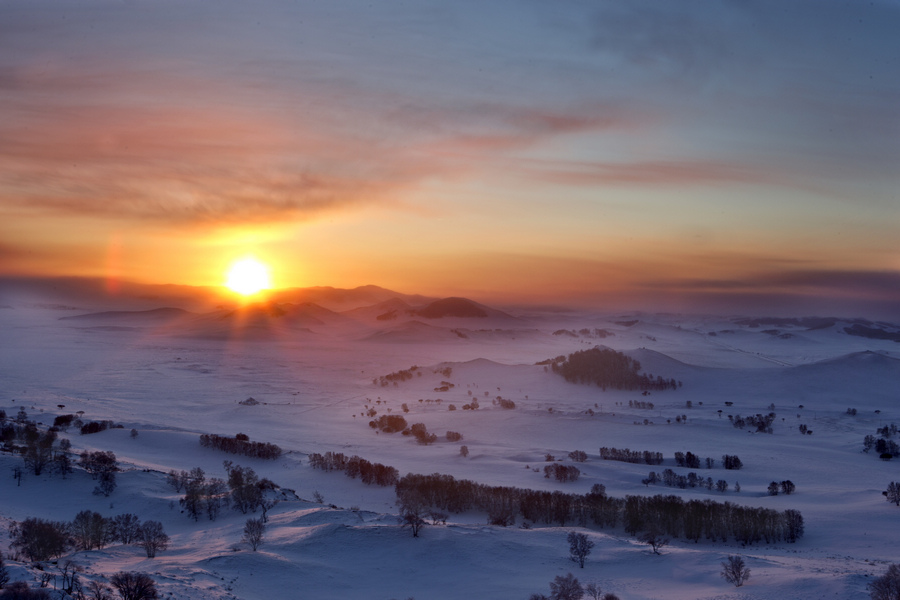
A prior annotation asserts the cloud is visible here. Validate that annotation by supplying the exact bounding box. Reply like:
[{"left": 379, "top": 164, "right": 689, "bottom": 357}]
[
  {"left": 657, "top": 269, "right": 900, "bottom": 298},
  {"left": 0, "top": 76, "right": 440, "bottom": 224},
  {"left": 0, "top": 49, "right": 648, "bottom": 226},
  {"left": 513, "top": 158, "right": 779, "bottom": 188},
  {"left": 587, "top": 0, "right": 900, "bottom": 173}
]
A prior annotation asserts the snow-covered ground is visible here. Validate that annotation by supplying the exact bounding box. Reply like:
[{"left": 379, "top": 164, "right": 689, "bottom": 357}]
[{"left": 1, "top": 292, "right": 899, "bottom": 599}]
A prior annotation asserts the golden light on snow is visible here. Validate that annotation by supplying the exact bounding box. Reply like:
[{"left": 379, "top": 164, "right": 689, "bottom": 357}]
[{"left": 225, "top": 258, "right": 271, "bottom": 295}]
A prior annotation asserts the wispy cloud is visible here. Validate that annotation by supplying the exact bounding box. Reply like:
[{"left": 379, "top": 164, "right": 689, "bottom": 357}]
[{"left": 513, "top": 158, "right": 776, "bottom": 188}]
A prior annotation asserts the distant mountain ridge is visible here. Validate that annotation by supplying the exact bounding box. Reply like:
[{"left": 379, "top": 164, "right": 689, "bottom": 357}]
[
  {"left": 57, "top": 292, "right": 519, "bottom": 341},
  {"left": 60, "top": 307, "right": 194, "bottom": 322}
]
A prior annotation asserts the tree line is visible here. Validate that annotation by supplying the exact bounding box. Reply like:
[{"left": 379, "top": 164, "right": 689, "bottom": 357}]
[
  {"left": 9, "top": 512, "right": 168, "bottom": 562},
  {"left": 307, "top": 451, "right": 400, "bottom": 486},
  {"left": 392, "top": 472, "right": 803, "bottom": 545},
  {"left": 599, "top": 447, "right": 663, "bottom": 465},
  {"left": 374, "top": 365, "right": 420, "bottom": 386},
  {"left": 643, "top": 469, "right": 739, "bottom": 493},
  {"left": 306, "top": 448, "right": 800, "bottom": 546}
]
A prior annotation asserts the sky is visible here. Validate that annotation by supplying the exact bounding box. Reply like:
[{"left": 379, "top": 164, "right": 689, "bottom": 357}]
[{"left": 1, "top": 0, "right": 898, "bottom": 316}]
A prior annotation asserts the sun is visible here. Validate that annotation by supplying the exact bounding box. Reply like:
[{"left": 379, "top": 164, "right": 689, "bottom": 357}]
[{"left": 225, "top": 258, "right": 271, "bottom": 296}]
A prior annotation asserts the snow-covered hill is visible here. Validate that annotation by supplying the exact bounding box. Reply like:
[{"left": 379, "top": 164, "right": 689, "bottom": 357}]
[{"left": 1, "top": 300, "right": 899, "bottom": 599}]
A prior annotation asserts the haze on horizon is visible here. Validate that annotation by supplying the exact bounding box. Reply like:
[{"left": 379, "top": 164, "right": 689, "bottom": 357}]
[{"left": 1, "top": 1, "right": 898, "bottom": 318}]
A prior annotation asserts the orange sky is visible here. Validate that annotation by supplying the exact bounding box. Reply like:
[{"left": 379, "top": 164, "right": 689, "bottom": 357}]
[{"left": 1, "top": 1, "right": 898, "bottom": 317}]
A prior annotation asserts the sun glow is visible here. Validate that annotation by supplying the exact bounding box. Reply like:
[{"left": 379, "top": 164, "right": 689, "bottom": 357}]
[{"left": 225, "top": 258, "right": 271, "bottom": 295}]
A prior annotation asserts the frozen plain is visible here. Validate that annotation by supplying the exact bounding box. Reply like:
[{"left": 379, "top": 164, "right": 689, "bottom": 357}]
[{"left": 1, "top": 288, "right": 900, "bottom": 600}]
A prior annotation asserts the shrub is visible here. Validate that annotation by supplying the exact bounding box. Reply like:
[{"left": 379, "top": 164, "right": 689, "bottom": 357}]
[
  {"left": 497, "top": 397, "right": 516, "bottom": 409},
  {"left": 52, "top": 415, "right": 75, "bottom": 429}
]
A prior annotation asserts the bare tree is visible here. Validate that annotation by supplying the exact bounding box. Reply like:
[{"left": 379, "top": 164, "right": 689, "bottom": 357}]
[
  {"left": 721, "top": 555, "right": 751, "bottom": 587},
  {"left": 93, "top": 470, "right": 117, "bottom": 497},
  {"left": 204, "top": 478, "right": 228, "bottom": 521},
  {"left": 110, "top": 572, "right": 158, "bottom": 600},
  {"left": 0, "top": 582, "right": 50, "bottom": 598},
  {"left": 583, "top": 582, "right": 603, "bottom": 600},
  {"left": 24, "top": 430, "right": 57, "bottom": 476},
  {"left": 136, "top": 521, "right": 169, "bottom": 558},
  {"left": 259, "top": 498, "right": 277, "bottom": 523},
  {"left": 223, "top": 462, "right": 262, "bottom": 514},
  {"left": 242, "top": 518, "right": 265, "bottom": 551},
  {"left": 111, "top": 514, "right": 142, "bottom": 544},
  {"left": 9, "top": 518, "right": 70, "bottom": 561},
  {"left": 567, "top": 531, "right": 594, "bottom": 568},
  {"left": 86, "top": 580, "right": 114, "bottom": 600},
  {"left": 398, "top": 495, "right": 427, "bottom": 538},
  {"left": 549, "top": 573, "right": 583, "bottom": 600},
  {"left": 0, "top": 550, "right": 9, "bottom": 589},
  {"left": 57, "top": 560, "right": 82, "bottom": 597},
  {"left": 639, "top": 526, "right": 669, "bottom": 555},
  {"left": 869, "top": 563, "right": 900, "bottom": 600},
  {"left": 885, "top": 482, "right": 900, "bottom": 506},
  {"left": 71, "top": 511, "right": 111, "bottom": 551},
  {"left": 428, "top": 511, "right": 448, "bottom": 525}
]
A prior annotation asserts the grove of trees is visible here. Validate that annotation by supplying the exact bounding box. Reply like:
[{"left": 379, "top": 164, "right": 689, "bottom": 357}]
[
  {"left": 307, "top": 452, "right": 400, "bottom": 486},
  {"left": 549, "top": 348, "right": 681, "bottom": 391},
  {"left": 199, "top": 433, "right": 282, "bottom": 459},
  {"left": 8, "top": 514, "right": 169, "bottom": 562}
]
